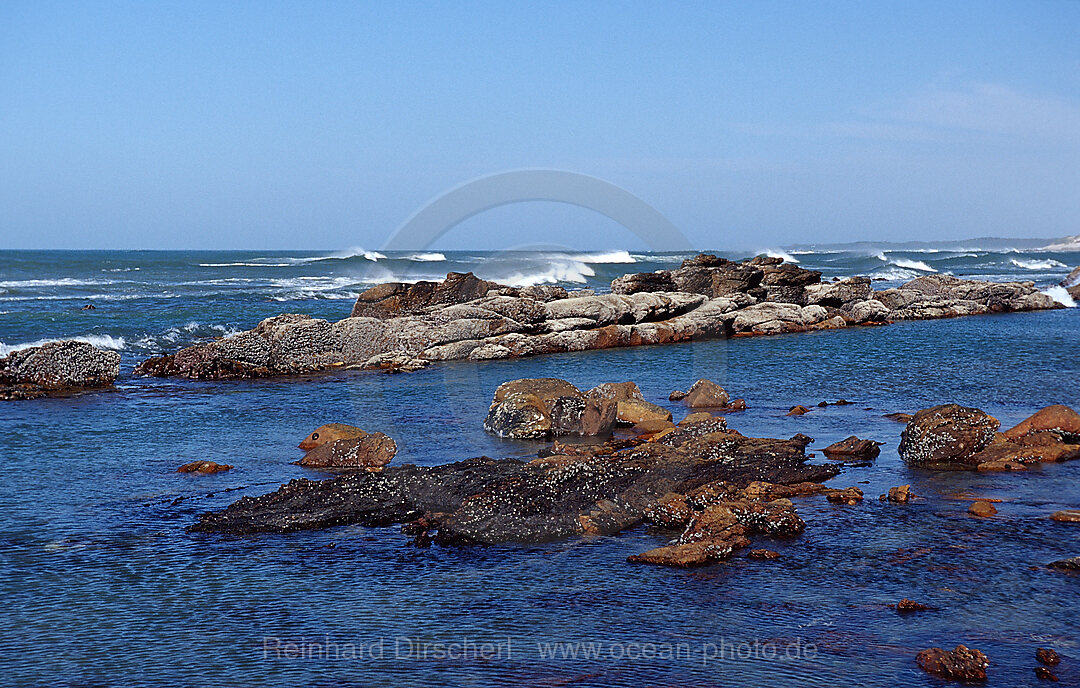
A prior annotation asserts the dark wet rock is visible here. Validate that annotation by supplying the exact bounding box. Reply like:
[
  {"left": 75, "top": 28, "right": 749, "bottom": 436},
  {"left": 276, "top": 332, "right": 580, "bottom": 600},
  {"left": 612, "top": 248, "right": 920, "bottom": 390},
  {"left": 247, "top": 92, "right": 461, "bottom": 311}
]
[
  {"left": 916, "top": 645, "right": 989, "bottom": 682},
  {"left": 81, "top": 303, "right": 96, "bottom": 310},
  {"left": 1051, "top": 510, "right": 1080, "bottom": 523},
  {"left": 194, "top": 425, "right": 840, "bottom": 544},
  {"left": 484, "top": 392, "right": 552, "bottom": 439},
  {"left": 880, "top": 484, "right": 915, "bottom": 504},
  {"left": 298, "top": 433, "right": 397, "bottom": 470},
  {"left": 350, "top": 271, "right": 513, "bottom": 319},
  {"left": 894, "top": 598, "right": 931, "bottom": 612},
  {"left": 1035, "top": 666, "right": 1060, "bottom": 681},
  {"left": 884, "top": 412, "right": 914, "bottom": 423},
  {"left": 747, "top": 549, "right": 781, "bottom": 560},
  {"left": 675, "top": 379, "right": 730, "bottom": 408},
  {"left": 968, "top": 501, "right": 997, "bottom": 517},
  {"left": 1047, "top": 556, "right": 1080, "bottom": 571},
  {"left": 299, "top": 423, "right": 367, "bottom": 451},
  {"left": 899, "top": 404, "right": 1000, "bottom": 468},
  {"left": 0, "top": 340, "right": 120, "bottom": 400},
  {"left": 787, "top": 405, "right": 811, "bottom": 416},
  {"left": 822, "top": 436, "right": 882, "bottom": 460},
  {"left": 177, "top": 461, "right": 233, "bottom": 474},
  {"left": 1037, "top": 648, "right": 1061, "bottom": 667}
]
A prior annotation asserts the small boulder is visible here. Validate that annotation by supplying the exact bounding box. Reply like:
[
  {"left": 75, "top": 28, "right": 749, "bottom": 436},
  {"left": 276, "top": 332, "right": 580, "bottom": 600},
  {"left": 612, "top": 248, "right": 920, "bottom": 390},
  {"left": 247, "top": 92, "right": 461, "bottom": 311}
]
[
  {"left": 1035, "top": 666, "right": 1059, "bottom": 682},
  {"left": 895, "top": 598, "right": 931, "bottom": 612},
  {"left": 678, "top": 412, "right": 715, "bottom": 426},
  {"left": 484, "top": 392, "right": 551, "bottom": 439},
  {"left": 587, "top": 381, "right": 644, "bottom": 403},
  {"left": 968, "top": 501, "right": 997, "bottom": 518},
  {"left": 299, "top": 433, "right": 397, "bottom": 469},
  {"left": 1037, "top": 648, "right": 1061, "bottom": 667},
  {"left": 787, "top": 405, "right": 811, "bottom": 416},
  {"left": 616, "top": 398, "right": 673, "bottom": 425},
  {"left": 299, "top": 423, "right": 367, "bottom": 450},
  {"left": 884, "top": 412, "right": 913, "bottom": 423},
  {"left": 1051, "top": 510, "right": 1080, "bottom": 523},
  {"left": 916, "top": 645, "right": 990, "bottom": 681},
  {"left": 899, "top": 404, "right": 1000, "bottom": 468},
  {"left": 1, "top": 340, "right": 121, "bottom": 400},
  {"left": 822, "top": 436, "right": 882, "bottom": 460},
  {"left": 881, "top": 484, "right": 915, "bottom": 504},
  {"left": 678, "top": 379, "right": 730, "bottom": 408},
  {"left": 177, "top": 461, "right": 233, "bottom": 474},
  {"left": 825, "top": 487, "right": 864, "bottom": 505}
]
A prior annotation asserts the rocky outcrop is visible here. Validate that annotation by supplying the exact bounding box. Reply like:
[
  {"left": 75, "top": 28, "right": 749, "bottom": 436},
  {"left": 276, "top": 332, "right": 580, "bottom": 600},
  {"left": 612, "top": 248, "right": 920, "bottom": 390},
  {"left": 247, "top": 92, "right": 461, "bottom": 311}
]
[
  {"left": 135, "top": 257, "right": 1067, "bottom": 381},
  {"left": 1063, "top": 266, "right": 1080, "bottom": 299},
  {"left": 916, "top": 645, "right": 989, "bottom": 681},
  {"left": 191, "top": 415, "right": 840, "bottom": 545},
  {"left": 671, "top": 379, "right": 730, "bottom": 408},
  {"left": 900, "top": 404, "right": 1080, "bottom": 469},
  {"left": 1, "top": 341, "right": 121, "bottom": 400},
  {"left": 299, "top": 423, "right": 367, "bottom": 451},
  {"left": 177, "top": 461, "right": 233, "bottom": 474}
]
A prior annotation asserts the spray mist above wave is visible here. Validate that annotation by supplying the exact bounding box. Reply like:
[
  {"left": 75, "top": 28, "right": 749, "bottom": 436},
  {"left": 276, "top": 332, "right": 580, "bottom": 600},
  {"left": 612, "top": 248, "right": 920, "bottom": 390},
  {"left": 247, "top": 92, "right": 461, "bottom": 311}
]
[
  {"left": 1010, "top": 258, "right": 1068, "bottom": 270},
  {"left": 1041, "top": 286, "right": 1076, "bottom": 308}
]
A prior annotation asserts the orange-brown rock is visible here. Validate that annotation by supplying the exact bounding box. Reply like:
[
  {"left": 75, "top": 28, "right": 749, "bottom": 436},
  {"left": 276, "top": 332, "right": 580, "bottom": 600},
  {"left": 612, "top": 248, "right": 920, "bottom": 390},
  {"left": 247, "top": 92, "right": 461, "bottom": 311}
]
[
  {"left": 299, "top": 423, "right": 367, "bottom": 450},
  {"left": 616, "top": 398, "right": 673, "bottom": 425},
  {"left": 747, "top": 549, "right": 780, "bottom": 560},
  {"left": 633, "top": 418, "right": 677, "bottom": 435},
  {"left": 1050, "top": 510, "right": 1080, "bottom": 523},
  {"left": 627, "top": 538, "right": 748, "bottom": 567},
  {"left": 968, "top": 500, "right": 997, "bottom": 517},
  {"left": 1002, "top": 405, "right": 1080, "bottom": 441},
  {"left": 880, "top": 484, "right": 914, "bottom": 503},
  {"left": 916, "top": 645, "right": 989, "bottom": 681},
  {"left": 1037, "top": 648, "right": 1061, "bottom": 666},
  {"left": 899, "top": 404, "right": 1000, "bottom": 468},
  {"left": 822, "top": 436, "right": 882, "bottom": 460},
  {"left": 825, "top": 487, "right": 864, "bottom": 505},
  {"left": 787, "top": 405, "right": 811, "bottom": 416},
  {"left": 177, "top": 461, "right": 233, "bottom": 474},
  {"left": 895, "top": 598, "right": 931, "bottom": 612},
  {"left": 298, "top": 433, "right": 397, "bottom": 470},
  {"left": 678, "top": 379, "right": 730, "bottom": 408}
]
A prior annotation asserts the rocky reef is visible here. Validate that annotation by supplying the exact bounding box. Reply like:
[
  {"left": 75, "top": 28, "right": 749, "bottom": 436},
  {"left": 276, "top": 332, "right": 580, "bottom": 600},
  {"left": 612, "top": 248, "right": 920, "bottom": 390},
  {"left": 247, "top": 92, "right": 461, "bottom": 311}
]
[
  {"left": 0, "top": 340, "right": 120, "bottom": 400},
  {"left": 192, "top": 401, "right": 841, "bottom": 563},
  {"left": 134, "top": 254, "right": 1063, "bottom": 380}
]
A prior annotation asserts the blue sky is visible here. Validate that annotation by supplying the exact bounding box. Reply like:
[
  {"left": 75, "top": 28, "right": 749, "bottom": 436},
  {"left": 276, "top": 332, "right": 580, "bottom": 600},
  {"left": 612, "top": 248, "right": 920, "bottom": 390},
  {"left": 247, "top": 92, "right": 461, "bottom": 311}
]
[{"left": 2, "top": 1, "right": 1078, "bottom": 250}]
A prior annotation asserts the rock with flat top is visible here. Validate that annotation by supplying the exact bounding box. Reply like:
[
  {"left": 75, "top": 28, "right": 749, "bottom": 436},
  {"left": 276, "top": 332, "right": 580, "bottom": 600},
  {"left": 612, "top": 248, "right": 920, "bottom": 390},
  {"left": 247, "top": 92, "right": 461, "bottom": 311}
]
[{"left": 1, "top": 340, "right": 120, "bottom": 400}]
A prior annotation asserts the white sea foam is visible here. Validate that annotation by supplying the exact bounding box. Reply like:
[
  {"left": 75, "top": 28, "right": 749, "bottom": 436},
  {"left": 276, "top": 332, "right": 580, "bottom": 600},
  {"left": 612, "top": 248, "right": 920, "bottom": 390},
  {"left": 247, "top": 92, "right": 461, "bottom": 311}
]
[
  {"left": 868, "top": 268, "right": 920, "bottom": 281},
  {"left": 408, "top": 252, "right": 447, "bottom": 262},
  {"left": 0, "top": 334, "right": 127, "bottom": 357},
  {"left": 566, "top": 250, "right": 637, "bottom": 264},
  {"left": 1010, "top": 258, "right": 1067, "bottom": 270},
  {"left": 198, "top": 262, "right": 293, "bottom": 267},
  {"left": 0, "top": 278, "right": 108, "bottom": 288},
  {"left": 763, "top": 250, "right": 798, "bottom": 263},
  {"left": 891, "top": 258, "right": 936, "bottom": 272},
  {"left": 500, "top": 261, "right": 596, "bottom": 287},
  {"left": 1042, "top": 286, "right": 1076, "bottom": 308}
]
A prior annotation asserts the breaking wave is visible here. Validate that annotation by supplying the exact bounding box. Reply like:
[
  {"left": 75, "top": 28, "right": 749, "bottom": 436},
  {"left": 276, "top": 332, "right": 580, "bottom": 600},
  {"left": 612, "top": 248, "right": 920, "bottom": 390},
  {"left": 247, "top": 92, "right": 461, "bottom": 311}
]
[
  {"left": 1042, "top": 286, "right": 1076, "bottom": 308},
  {"left": 566, "top": 250, "right": 636, "bottom": 264},
  {"left": 1011, "top": 258, "right": 1067, "bottom": 270},
  {"left": 0, "top": 334, "right": 128, "bottom": 357},
  {"left": 408, "top": 252, "right": 447, "bottom": 262}
]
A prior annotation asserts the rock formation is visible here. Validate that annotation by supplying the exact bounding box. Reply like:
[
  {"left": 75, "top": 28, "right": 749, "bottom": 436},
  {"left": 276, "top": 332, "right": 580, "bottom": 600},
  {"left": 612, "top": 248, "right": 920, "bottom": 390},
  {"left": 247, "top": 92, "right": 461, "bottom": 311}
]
[
  {"left": 1, "top": 340, "right": 120, "bottom": 400},
  {"left": 134, "top": 255, "right": 1064, "bottom": 381},
  {"left": 916, "top": 645, "right": 990, "bottom": 681}
]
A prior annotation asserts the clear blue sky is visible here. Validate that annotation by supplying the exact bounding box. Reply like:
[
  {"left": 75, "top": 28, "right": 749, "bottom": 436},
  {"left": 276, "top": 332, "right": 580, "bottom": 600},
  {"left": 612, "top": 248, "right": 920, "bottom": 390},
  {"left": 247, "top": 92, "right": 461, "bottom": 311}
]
[{"left": 2, "top": 1, "right": 1078, "bottom": 250}]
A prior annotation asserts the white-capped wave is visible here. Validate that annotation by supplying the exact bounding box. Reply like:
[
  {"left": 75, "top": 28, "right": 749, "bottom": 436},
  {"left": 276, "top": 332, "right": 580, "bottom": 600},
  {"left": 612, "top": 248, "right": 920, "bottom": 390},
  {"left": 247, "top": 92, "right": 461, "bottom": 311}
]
[
  {"left": 1042, "top": 286, "right": 1076, "bottom": 308},
  {"left": 567, "top": 250, "right": 637, "bottom": 264},
  {"left": 761, "top": 250, "right": 798, "bottom": 263},
  {"left": 0, "top": 278, "right": 108, "bottom": 288},
  {"left": 891, "top": 258, "right": 936, "bottom": 272},
  {"left": 0, "top": 334, "right": 127, "bottom": 357},
  {"left": 305, "top": 247, "right": 386, "bottom": 263},
  {"left": 1010, "top": 258, "right": 1067, "bottom": 270},
  {"left": 408, "top": 252, "right": 447, "bottom": 262},
  {"left": 199, "top": 262, "right": 293, "bottom": 267},
  {"left": 500, "top": 261, "right": 596, "bottom": 287},
  {"left": 868, "top": 268, "right": 920, "bottom": 281},
  {"left": 131, "top": 322, "right": 244, "bottom": 350}
]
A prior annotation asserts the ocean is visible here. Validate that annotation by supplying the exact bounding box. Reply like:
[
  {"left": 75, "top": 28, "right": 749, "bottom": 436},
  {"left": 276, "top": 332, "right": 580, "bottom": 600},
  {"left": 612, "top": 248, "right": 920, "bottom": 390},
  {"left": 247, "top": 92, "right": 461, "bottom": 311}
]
[{"left": 1, "top": 246, "right": 1078, "bottom": 686}]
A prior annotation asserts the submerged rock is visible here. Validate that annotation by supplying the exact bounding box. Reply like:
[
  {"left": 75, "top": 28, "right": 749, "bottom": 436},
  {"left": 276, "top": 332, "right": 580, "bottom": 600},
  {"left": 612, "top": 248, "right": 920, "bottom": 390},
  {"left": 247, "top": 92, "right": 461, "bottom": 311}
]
[
  {"left": 895, "top": 598, "right": 931, "bottom": 612},
  {"left": 916, "top": 645, "right": 989, "bottom": 681},
  {"left": 177, "top": 461, "right": 233, "bottom": 474},
  {"left": 881, "top": 484, "right": 915, "bottom": 504},
  {"left": 673, "top": 379, "right": 730, "bottom": 408},
  {"left": 1048, "top": 556, "right": 1080, "bottom": 571},
  {"left": 787, "top": 405, "right": 811, "bottom": 416},
  {"left": 968, "top": 501, "right": 997, "bottom": 518},
  {"left": 0, "top": 340, "right": 120, "bottom": 400},
  {"left": 1037, "top": 648, "right": 1062, "bottom": 667},
  {"left": 1051, "top": 510, "right": 1080, "bottom": 523}
]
